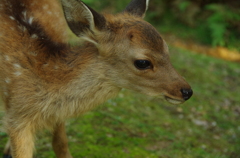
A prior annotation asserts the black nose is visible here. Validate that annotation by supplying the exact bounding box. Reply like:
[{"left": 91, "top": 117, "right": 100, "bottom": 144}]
[{"left": 181, "top": 89, "right": 193, "bottom": 101}]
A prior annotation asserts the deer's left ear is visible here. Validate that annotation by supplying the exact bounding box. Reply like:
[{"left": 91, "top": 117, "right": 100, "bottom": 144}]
[
  {"left": 123, "top": 0, "right": 149, "bottom": 18},
  {"left": 61, "top": 0, "right": 106, "bottom": 37}
]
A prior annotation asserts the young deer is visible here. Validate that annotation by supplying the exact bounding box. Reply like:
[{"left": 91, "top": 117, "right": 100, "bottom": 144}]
[{"left": 0, "top": 0, "right": 193, "bottom": 157}]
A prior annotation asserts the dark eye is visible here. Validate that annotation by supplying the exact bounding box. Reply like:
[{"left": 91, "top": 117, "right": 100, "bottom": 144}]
[{"left": 134, "top": 60, "right": 152, "bottom": 70}]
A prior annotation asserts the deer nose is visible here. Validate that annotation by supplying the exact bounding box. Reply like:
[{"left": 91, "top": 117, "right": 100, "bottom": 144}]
[{"left": 181, "top": 89, "right": 193, "bottom": 101}]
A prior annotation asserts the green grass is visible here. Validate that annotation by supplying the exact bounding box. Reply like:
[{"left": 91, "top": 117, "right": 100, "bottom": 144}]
[{"left": 1, "top": 47, "right": 240, "bottom": 158}]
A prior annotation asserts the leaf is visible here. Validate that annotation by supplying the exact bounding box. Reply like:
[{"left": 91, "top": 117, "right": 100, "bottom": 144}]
[{"left": 178, "top": 1, "right": 191, "bottom": 12}]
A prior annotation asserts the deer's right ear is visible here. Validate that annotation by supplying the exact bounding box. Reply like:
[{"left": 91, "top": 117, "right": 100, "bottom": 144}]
[
  {"left": 61, "top": 0, "right": 106, "bottom": 41},
  {"left": 124, "top": 0, "right": 149, "bottom": 18}
]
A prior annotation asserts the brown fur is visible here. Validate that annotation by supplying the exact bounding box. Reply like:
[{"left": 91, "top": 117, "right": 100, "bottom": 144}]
[{"left": 0, "top": 0, "right": 192, "bottom": 157}]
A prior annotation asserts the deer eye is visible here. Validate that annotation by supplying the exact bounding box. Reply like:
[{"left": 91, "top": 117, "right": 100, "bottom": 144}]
[{"left": 134, "top": 60, "right": 152, "bottom": 70}]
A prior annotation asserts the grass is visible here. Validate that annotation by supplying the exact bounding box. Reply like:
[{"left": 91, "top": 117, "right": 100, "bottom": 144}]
[{"left": 1, "top": 46, "right": 240, "bottom": 158}]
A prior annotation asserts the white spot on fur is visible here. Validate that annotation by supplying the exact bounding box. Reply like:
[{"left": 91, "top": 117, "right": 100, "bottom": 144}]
[
  {"left": 22, "top": 10, "right": 27, "bottom": 19},
  {"left": 4, "top": 92, "right": 8, "bottom": 96},
  {"left": 43, "top": 5, "right": 49, "bottom": 10},
  {"left": 4, "top": 55, "right": 10, "bottom": 61},
  {"left": 22, "top": 26, "right": 26, "bottom": 32},
  {"left": 14, "top": 71, "right": 22, "bottom": 76},
  {"left": 47, "top": 11, "right": 52, "bottom": 15},
  {"left": 9, "top": 16, "right": 15, "bottom": 20},
  {"left": 5, "top": 78, "right": 11, "bottom": 84},
  {"left": 28, "top": 16, "right": 34, "bottom": 25},
  {"left": 31, "top": 34, "right": 38, "bottom": 39},
  {"left": 13, "top": 63, "right": 21, "bottom": 69},
  {"left": 18, "top": 25, "right": 27, "bottom": 32}
]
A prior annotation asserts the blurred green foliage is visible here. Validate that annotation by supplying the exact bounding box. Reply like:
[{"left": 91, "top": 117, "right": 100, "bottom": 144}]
[
  {"left": 148, "top": 0, "right": 240, "bottom": 50},
  {"left": 83, "top": 0, "right": 240, "bottom": 50}
]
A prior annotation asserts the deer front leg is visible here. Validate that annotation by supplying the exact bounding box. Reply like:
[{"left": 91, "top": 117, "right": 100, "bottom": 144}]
[
  {"left": 6, "top": 124, "right": 34, "bottom": 158},
  {"left": 52, "top": 123, "right": 72, "bottom": 158},
  {"left": 3, "top": 139, "right": 11, "bottom": 158}
]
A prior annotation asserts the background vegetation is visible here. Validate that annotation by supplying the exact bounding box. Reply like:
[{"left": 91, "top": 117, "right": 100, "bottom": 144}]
[
  {"left": 84, "top": 0, "right": 240, "bottom": 51},
  {"left": 1, "top": 0, "right": 240, "bottom": 157}
]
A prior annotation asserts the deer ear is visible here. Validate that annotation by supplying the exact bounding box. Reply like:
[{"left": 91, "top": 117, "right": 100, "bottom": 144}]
[
  {"left": 61, "top": 0, "right": 106, "bottom": 37},
  {"left": 124, "top": 0, "right": 149, "bottom": 18}
]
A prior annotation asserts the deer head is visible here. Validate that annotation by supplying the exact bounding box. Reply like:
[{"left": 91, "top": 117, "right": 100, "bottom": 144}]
[{"left": 61, "top": 0, "right": 193, "bottom": 104}]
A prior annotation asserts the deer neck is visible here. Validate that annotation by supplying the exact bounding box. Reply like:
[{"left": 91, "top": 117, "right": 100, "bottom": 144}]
[{"left": 48, "top": 44, "right": 121, "bottom": 117}]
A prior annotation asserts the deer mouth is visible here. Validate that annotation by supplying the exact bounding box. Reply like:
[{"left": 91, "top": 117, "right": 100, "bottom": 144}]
[{"left": 165, "top": 96, "right": 184, "bottom": 105}]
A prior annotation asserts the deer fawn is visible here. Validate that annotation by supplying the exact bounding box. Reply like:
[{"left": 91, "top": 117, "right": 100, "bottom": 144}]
[{"left": 0, "top": 0, "right": 193, "bottom": 157}]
